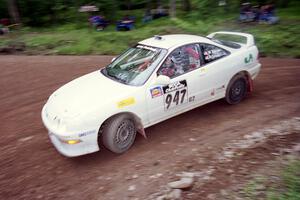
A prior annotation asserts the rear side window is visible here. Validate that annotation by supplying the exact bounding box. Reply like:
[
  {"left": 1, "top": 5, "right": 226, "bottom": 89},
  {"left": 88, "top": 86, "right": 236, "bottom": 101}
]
[
  {"left": 157, "top": 43, "right": 201, "bottom": 78},
  {"left": 201, "top": 43, "right": 229, "bottom": 63}
]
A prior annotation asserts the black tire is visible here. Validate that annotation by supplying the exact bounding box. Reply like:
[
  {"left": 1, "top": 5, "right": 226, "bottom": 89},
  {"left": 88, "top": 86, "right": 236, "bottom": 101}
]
[
  {"left": 225, "top": 75, "right": 247, "bottom": 105},
  {"left": 101, "top": 114, "right": 136, "bottom": 154}
]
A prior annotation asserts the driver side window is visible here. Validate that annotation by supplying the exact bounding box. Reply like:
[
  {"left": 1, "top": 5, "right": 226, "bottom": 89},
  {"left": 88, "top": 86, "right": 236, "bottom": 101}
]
[{"left": 157, "top": 44, "right": 201, "bottom": 78}]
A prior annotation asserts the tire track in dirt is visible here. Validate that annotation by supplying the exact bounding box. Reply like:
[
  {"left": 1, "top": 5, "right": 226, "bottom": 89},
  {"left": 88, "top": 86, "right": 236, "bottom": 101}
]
[{"left": 0, "top": 56, "right": 299, "bottom": 200}]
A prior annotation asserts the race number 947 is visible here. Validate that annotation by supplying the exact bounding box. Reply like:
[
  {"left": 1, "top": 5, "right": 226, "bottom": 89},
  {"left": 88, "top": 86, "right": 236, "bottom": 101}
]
[
  {"left": 165, "top": 89, "right": 187, "bottom": 109},
  {"left": 163, "top": 80, "right": 188, "bottom": 110}
]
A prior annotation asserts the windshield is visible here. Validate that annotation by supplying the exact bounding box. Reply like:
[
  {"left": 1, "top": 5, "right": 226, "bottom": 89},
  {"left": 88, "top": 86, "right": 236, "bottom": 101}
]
[{"left": 102, "top": 45, "right": 167, "bottom": 86}]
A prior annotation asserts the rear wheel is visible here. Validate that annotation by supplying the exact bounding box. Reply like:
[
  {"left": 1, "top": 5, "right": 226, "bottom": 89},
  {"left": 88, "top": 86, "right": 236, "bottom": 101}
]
[
  {"left": 226, "top": 75, "right": 247, "bottom": 105},
  {"left": 101, "top": 114, "right": 136, "bottom": 154}
]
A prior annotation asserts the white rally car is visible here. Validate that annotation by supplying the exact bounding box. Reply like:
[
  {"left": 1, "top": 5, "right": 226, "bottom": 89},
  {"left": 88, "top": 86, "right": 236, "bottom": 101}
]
[{"left": 42, "top": 32, "right": 261, "bottom": 157}]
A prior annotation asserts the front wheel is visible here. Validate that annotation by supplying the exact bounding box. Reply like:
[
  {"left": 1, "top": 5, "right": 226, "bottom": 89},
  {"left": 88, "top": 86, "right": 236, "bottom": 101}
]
[
  {"left": 101, "top": 114, "right": 137, "bottom": 154},
  {"left": 225, "top": 75, "right": 247, "bottom": 105}
]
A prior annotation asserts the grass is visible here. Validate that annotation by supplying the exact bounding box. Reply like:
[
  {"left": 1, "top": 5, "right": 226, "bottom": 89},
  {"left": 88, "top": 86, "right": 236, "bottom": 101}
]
[
  {"left": 241, "top": 159, "right": 300, "bottom": 200},
  {"left": 266, "top": 159, "right": 300, "bottom": 200},
  {"left": 1, "top": 6, "right": 299, "bottom": 57}
]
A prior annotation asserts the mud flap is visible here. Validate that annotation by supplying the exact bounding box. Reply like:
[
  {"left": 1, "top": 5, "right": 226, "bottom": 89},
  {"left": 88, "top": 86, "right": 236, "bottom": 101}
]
[
  {"left": 133, "top": 115, "right": 147, "bottom": 139},
  {"left": 247, "top": 76, "right": 254, "bottom": 93},
  {"left": 137, "top": 127, "right": 147, "bottom": 139}
]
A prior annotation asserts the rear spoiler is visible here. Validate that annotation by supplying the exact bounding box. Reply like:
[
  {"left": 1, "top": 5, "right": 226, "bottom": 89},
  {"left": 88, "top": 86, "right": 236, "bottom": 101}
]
[{"left": 207, "top": 31, "right": 255, "bottom": 48}]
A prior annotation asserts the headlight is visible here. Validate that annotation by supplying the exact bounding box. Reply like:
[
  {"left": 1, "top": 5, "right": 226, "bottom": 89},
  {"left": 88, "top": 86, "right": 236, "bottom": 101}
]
[{"left": 44, "top": 108, "right": 66, "bottom": 131}]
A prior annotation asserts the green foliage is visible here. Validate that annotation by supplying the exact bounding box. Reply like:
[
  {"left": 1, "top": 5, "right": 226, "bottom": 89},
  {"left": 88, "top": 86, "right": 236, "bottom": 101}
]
[
  {"left": 241, "top": 159, "right": 300, "bottom": 200},
  {"left": 267, "top": 160, "right": 300, "bottom": 200},
  {"left": 0, "top": 0, "right": 8, "bottom": 18},
  {"left": 1, "top": 0, "right": 299, "bottom": 26},
  {"left": 280, "top": 160, "right": 300, "bottom": 199},
  {"left": 92, "top": 0, "right": 119, "bottom": 21},
  {"left": 242, "top": 24, "right": 299, "bottom": 57},
  {"left": 242, "top": 175, "right": 267, "bottom": 200},
  {"left": 1, "top": 4, "right": 299, "bottom": 57}
]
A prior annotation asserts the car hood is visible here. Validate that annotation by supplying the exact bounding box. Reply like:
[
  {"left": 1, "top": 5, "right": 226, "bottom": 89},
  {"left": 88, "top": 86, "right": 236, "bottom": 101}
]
[{"left": 46, "top": 70, "right": 136, "bottom": 119}]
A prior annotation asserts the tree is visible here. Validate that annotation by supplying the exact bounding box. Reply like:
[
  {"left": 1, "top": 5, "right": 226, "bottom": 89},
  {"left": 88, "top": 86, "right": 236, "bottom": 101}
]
[
  {"left": 7, "top": 0, "right": 20, "bottom": 24},
  {"left": 126, "top": 0, "right": 132, "bottom": 10},
  {"left": 181, "top": 0, "right": 191, "bottom": 11},
  {"left": 169, "top": 0, "right": 176, "bottom": 18},
  {"left": 0, "top": 0, "right": 8, "bottom": 18}
]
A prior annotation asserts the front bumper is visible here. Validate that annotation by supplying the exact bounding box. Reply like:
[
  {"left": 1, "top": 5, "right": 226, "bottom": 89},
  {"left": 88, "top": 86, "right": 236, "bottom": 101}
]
[
  {"left": 48, "top": 131, "right": 99, "bottom": 157},
  {"left": 42, "top": 104, "right": 99, "bottom": 157}
]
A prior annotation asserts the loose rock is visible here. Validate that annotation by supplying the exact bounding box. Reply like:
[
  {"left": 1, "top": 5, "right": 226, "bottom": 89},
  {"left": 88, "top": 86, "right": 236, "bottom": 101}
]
[
  {"left": 128, "top": 185, "right": 136, "bottom": 191},
  {"left": 156, "top": 189, "right": 182, "bottom": 200},
  {"left": 293, "top": 143, "right": 300, "bottom": 152},
  {"left": 207, "top": 193, "right": 216, "bottom": 199},
  {"left": 156, "top": 195, "right": 166, "bottom": 200},
  {"left": 220, "top": 189, "right": 228, "bottom": 196},
  {"left": 18, "top": 136, "right": 33, "bottom": 142},
  {"left": 165, "top": 189, "right": 182, "bottom": 200},
  {"left": 132, "top": 174, "right": 139, "bottom": 179},
  {"left": 149, "top": 173, "right": 163, "bottom": 179},
  {"left": 168, "top": 177, "right": 194, "bottom": 189},
  {"left": 177, "top": 172, "right": 195, "bottom": 178}
]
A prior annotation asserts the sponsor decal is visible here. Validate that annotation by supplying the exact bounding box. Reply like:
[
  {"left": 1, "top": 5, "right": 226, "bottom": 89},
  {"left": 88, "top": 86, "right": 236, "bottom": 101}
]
[
  {"left": 163, "top": 80, "right": 187, "bottom": 94},
  {"left": 162, "top": 80, "right": 188, "bottom": 110},
  {"left": 150, "top": 86, "right": 163, "bottom": 98},
  {"left": 244, "top": 53, "right": 253, "bottom": 64},
  {"left": 189, "top": 96, "right": 195, "bottom": 102},
  {"left": 117, "top": 97, "right": 136, "bottom": 108},
  {"left": 78, "top": 130, "right": 96, "bottom": 137},
  {"left": 204, "top": 49, "right": 227, "bottom": 61}
]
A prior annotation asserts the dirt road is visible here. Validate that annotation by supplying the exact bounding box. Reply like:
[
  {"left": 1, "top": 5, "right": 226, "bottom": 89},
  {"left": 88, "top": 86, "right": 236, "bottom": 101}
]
[{"left": 0, "top": 56, "right": 299, "bottom": 200}]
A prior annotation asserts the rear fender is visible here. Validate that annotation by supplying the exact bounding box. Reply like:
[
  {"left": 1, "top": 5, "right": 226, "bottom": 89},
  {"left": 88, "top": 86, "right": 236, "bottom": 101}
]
[{"left": 229, "top": 71, "right": 253, "bottom": 93}]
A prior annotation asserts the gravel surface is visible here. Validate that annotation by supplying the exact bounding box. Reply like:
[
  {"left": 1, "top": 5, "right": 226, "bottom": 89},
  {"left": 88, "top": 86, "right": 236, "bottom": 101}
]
[{"left": 0, "top": 56, "right": 299, "bottom": 200}]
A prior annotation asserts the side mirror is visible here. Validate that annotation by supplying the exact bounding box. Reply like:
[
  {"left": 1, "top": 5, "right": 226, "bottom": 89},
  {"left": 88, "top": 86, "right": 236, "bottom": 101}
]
[
  {"left": 155, "top": 75, "right": 170, "bottom": 86},
  {"left": 111, "top": 57, "right": 116, "bottom": 62}
]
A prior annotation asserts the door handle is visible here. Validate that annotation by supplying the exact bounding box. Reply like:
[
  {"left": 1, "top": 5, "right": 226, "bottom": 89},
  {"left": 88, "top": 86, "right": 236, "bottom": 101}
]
[{"left": 198, "top": 67, "right": 207, "bottom": 76}]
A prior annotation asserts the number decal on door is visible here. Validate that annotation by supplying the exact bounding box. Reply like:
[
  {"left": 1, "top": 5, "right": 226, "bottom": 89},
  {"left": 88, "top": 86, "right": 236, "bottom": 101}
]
[
  {"left": 165, "top": 89, "right": 187, "bottom": 109},
  {"left": 163, "top": 80, "right": 188, "bottom": 110}
]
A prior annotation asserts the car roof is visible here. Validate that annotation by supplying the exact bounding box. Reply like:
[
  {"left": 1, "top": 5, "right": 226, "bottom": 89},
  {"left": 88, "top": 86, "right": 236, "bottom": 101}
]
[{"left": 138, "top": 34, "right": 212, "bottom": 49}]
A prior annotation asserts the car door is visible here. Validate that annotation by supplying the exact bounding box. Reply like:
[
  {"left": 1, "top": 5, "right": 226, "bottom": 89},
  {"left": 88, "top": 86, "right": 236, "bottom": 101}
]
[
  {"left": 198, "top": 43, "right": 231, "bottom": 100},
  {"left": 146, "top": 43, "right": 206, "bottom": 124}
]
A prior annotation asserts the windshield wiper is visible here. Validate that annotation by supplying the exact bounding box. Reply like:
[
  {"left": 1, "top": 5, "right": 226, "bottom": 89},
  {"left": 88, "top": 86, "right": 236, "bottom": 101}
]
[
  {"left": 105, "top": 68, "right": 127, "bottom": 84},
  {"left": 101, "top": 68, "right": 107, "bottom": 75}
]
